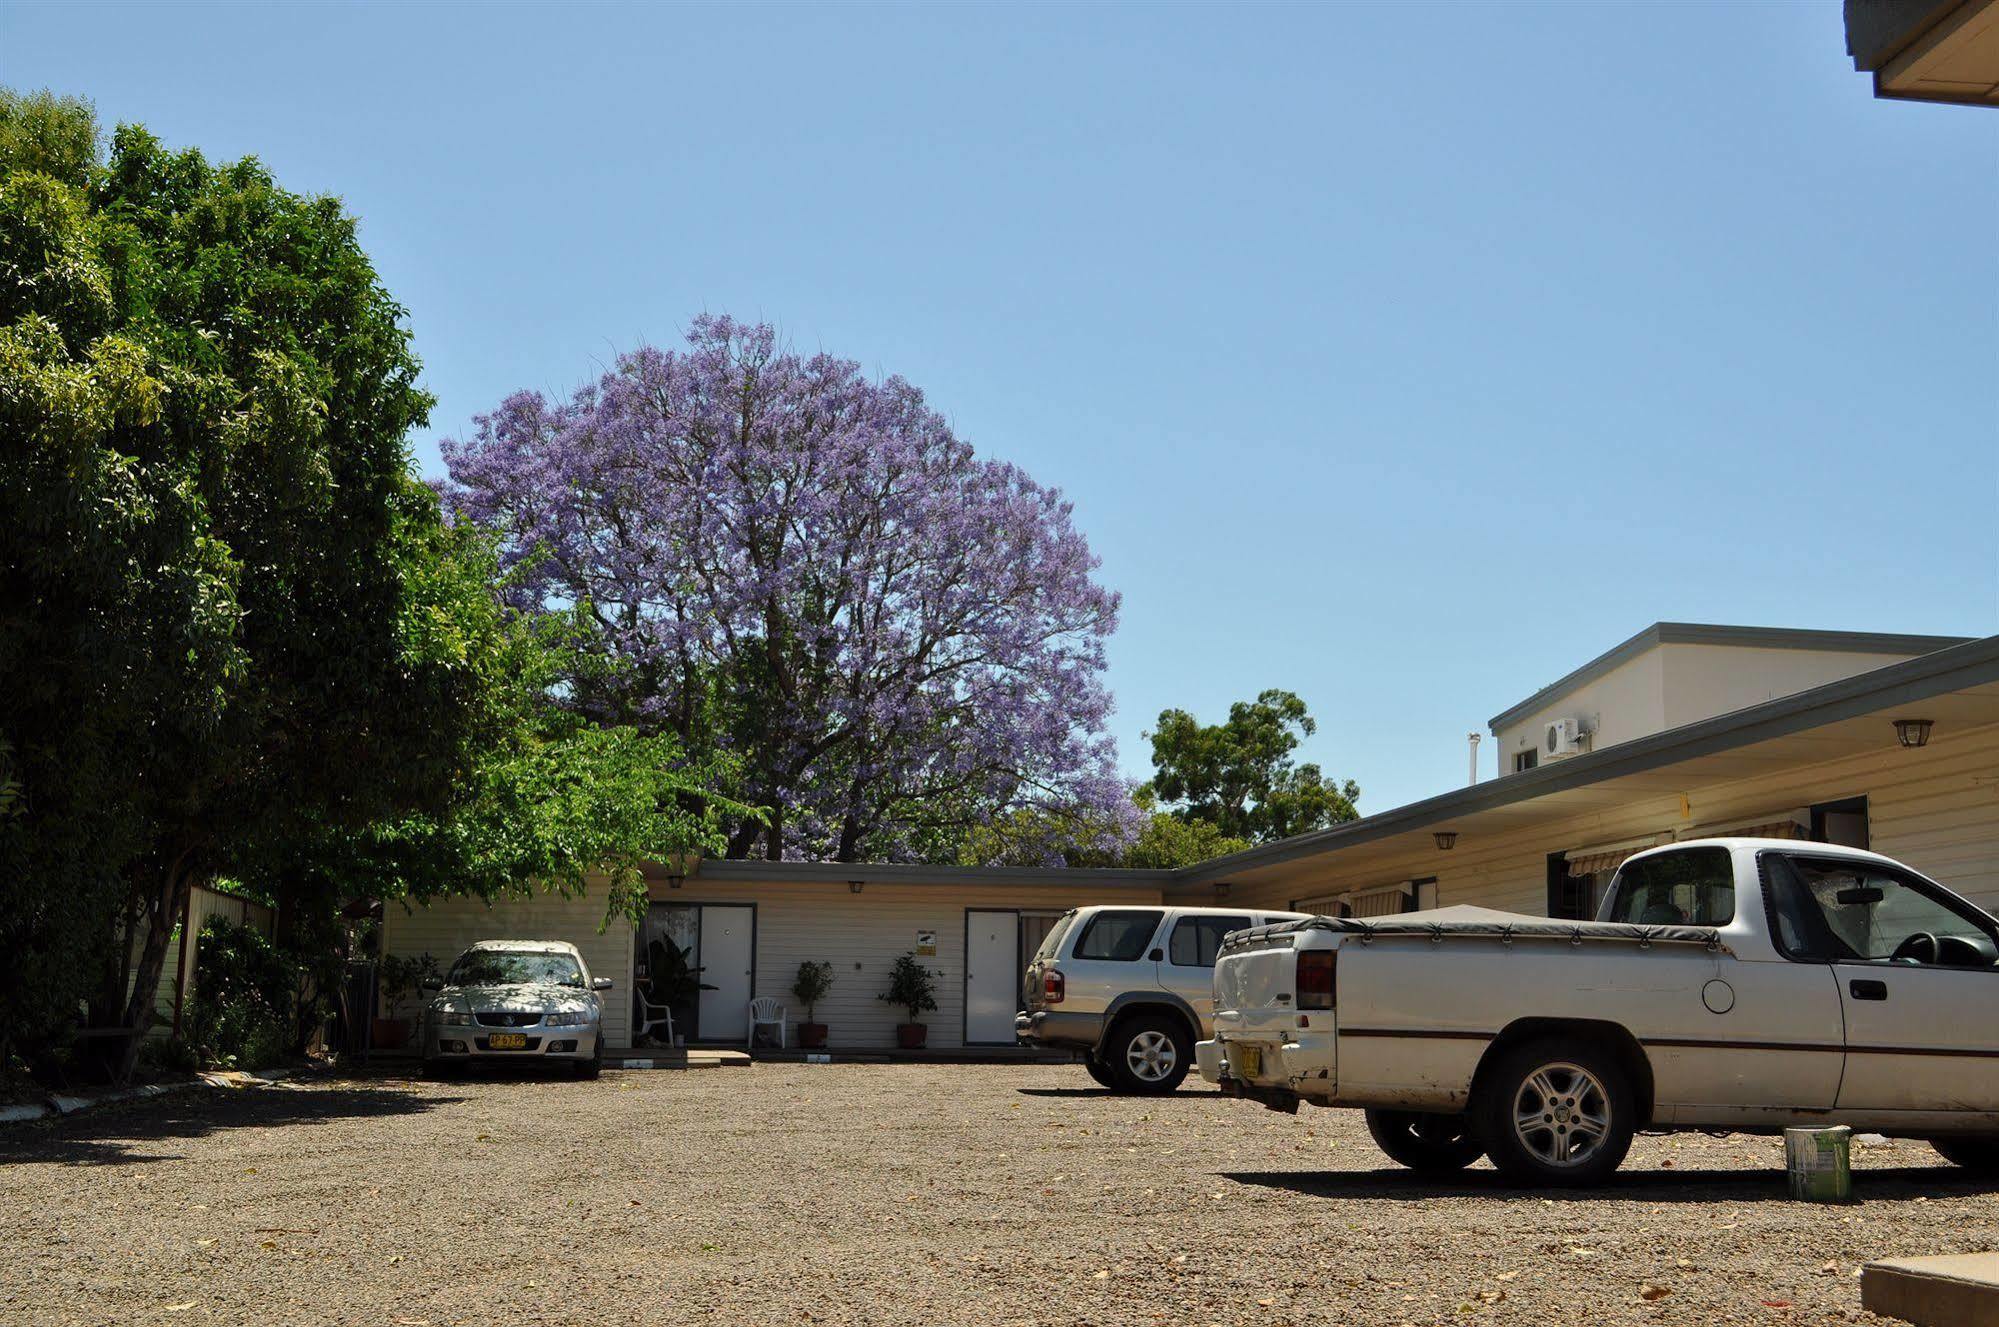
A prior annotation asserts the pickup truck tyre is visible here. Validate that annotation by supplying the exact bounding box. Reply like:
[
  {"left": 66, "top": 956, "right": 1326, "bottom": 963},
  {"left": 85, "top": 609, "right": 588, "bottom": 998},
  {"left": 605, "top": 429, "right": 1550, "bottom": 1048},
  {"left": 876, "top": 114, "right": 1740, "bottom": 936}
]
[
  {"left": 1474, "top": 1038, "right": 1635, "bottom": 1186},
  {"left": 1929, "top": 1137, "right": 1999, "bottom": 1173},
  {"left": 1105, "top": 1013, "right": 1192, "bottom": 1095},
  {"left": 1084, "top": 1055, "right": 1117, "bottom": 1089},
  {"left": 1364, "top": 1109, "right": 1485, "bottom": 1173}
]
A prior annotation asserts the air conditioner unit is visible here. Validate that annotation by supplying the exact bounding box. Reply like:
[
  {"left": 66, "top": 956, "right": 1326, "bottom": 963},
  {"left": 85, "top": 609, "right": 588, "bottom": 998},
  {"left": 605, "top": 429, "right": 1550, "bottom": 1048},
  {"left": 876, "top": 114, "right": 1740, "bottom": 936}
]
[{"left": 1543, "top": 718, "right": 1586, "bottom": 760}]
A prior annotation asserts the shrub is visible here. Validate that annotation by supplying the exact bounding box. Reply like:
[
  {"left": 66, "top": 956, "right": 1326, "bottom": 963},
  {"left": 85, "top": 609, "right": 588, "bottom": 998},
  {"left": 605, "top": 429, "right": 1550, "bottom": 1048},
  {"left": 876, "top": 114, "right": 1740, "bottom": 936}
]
[
  {"left": 791, "top": 961, "right": 834, "bottom": 1022},
  {"left": 183, "top": 918, "right": 297, "bottom": 1069},
  {"left": 877, "top": 953, "right": 939, "bottom": 1024}
]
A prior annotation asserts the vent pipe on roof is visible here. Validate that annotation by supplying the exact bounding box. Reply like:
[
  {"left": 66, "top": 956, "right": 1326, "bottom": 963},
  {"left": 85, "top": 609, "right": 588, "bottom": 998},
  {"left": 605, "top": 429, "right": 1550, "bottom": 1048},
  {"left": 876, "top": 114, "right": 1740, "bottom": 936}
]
[{"left": 1467, "top": 732, "right": 1482, "bottom": 786}]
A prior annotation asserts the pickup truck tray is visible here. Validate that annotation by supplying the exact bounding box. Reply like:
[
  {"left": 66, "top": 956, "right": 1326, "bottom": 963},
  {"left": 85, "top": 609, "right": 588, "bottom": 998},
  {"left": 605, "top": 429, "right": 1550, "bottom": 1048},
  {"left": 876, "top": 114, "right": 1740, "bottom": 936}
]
[{"left": 1226, "top": 904, "right": 1723, "bottom": 951}]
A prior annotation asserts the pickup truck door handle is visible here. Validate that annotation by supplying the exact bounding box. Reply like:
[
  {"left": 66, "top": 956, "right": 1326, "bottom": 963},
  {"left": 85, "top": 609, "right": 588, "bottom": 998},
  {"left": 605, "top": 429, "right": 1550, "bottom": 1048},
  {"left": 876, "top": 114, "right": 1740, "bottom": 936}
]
[{"left": 1850, "top": 978, "right": 1888, "bottom": 1001}]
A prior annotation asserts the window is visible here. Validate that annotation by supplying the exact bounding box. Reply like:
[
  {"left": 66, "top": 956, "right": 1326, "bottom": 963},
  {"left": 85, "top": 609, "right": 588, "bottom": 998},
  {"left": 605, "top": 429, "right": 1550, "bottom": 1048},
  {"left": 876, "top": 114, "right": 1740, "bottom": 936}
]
[
  {"left": 1602, "top": 847, "right": 1735, "bottom": 927},
  {"left": 1514, "top": 749, "right": 1539, "bottom": 773},
  {"left": 1810, "top": 796, "right": 1870, "bottom": 850},
  {"left": 1026, "top": 911, "right": 1073, "bottom": 963},
  {"left": 1167, "top": 915, "right": 1246, "bottom": 967},
  {"left": 1071, "top": 910, "right": 1163, "bottom": 962},
  {"left": 1547, "top": 854, "right": 1610, "bottom": 921},
  {"left": 1765, "top": 854, "right": 1997, "bottom": 966}
]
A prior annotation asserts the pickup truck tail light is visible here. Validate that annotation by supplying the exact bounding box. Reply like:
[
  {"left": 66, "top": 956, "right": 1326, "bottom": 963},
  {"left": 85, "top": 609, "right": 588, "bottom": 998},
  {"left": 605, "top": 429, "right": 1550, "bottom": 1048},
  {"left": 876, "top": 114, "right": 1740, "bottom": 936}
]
[
  {"left": 1042, "top": 970, "right": 1065, "bottom": 1004},
  {"left": 1296, "top": 950, "right": 1335, "bottom": 1009}
]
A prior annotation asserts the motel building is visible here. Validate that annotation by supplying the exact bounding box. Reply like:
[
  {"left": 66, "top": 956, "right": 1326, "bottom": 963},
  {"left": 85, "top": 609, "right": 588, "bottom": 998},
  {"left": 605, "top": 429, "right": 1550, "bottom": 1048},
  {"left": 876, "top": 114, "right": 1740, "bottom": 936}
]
[{"left": 381, "top": 623, "right": 1999, "bottom": 1054}]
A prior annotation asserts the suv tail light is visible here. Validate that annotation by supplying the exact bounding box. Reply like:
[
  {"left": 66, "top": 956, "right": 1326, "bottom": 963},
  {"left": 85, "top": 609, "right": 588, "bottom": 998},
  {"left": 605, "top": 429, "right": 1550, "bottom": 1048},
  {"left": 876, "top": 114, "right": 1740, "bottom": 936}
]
[
  {"left": 1042, "top": 970, "right": 1065, "bottom": 1004},
  {"left": 1296, "top": 950, "right": 1335, "bottom": 1009}
]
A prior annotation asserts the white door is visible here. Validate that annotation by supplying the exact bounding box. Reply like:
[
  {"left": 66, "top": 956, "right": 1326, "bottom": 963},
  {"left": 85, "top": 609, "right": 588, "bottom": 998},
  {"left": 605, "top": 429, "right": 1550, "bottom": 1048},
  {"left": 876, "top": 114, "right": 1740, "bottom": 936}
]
[
  {"left": 965, "top": 910, "right": 1019, "bottom": 1045},
  {"left": 697, "top": 905, "right": 753, "bottom": 1043}
]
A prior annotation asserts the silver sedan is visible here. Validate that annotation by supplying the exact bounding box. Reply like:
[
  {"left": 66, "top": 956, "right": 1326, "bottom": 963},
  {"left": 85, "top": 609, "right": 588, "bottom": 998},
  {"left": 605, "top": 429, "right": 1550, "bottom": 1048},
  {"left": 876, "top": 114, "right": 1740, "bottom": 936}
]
[{"left": 420, "top": 940, "right": 612, "bottom": 1079}]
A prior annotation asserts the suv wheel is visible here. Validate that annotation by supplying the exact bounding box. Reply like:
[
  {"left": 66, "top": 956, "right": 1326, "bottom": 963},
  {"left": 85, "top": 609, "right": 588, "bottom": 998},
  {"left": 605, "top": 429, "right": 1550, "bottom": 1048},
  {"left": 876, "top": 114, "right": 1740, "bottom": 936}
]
[
  {"left": 1084, "top": 1056, "right": 1117, "bottom": 1090},
  {"left": 1106, "top": 1013, "right": 1191, "bottom": 1095},
  {"left": 1365, "top": 1109, "right": 1485, "bottom": 1173},
  {"left": 1473, "top": 1037, "right": 1634, "bottom": 1186}
]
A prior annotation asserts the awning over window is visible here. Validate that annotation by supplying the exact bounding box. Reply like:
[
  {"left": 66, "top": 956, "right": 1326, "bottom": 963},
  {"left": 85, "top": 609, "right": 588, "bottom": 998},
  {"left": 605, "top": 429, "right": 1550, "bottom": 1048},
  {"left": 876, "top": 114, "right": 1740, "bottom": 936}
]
[
  {"left": 1564, "top": 837, "right": 1663, "bottom": 879},
  {"left": 1694, "top": 816, "right": 1805, "bottom": 843}
]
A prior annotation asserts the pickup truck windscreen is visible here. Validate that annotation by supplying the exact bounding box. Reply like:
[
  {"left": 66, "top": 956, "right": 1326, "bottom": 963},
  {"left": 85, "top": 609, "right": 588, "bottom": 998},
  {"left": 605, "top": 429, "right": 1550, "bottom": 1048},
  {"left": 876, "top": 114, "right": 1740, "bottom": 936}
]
[
  {"left": 1600, "top": 846, "right": 1734, "bottom": 927},
  {"left": 1765, "top": 853, "right": 1999, "bottom": 966}
]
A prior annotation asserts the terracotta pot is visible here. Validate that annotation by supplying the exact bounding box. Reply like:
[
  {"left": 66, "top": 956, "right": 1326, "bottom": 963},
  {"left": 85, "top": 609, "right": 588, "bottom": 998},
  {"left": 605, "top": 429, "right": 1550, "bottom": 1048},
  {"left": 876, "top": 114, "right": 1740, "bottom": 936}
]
[
  {"left": 798, "top": 1022, "right": 828, "bottom": 1049},
  {"left": 895, "top": 1023, "right": 927, "bottom": 1050},
  {"left": 370, "top": 1017, "right": 408, "bottom": 1050}
]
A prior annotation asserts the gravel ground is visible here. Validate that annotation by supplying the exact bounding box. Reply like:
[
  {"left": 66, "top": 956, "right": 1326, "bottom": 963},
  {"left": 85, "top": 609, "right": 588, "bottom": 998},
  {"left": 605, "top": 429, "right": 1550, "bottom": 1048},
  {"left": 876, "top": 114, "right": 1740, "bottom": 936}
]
[{"left": 3, "top": 1062, "right": 1997, "bottom": 1326}]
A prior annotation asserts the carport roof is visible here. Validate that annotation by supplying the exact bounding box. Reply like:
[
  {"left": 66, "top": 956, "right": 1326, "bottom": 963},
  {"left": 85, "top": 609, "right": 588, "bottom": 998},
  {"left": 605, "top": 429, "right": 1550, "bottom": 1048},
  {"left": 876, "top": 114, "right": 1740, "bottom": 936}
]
[{"left": 1173, "top": 631, "right": 1999, "bottom": 889}]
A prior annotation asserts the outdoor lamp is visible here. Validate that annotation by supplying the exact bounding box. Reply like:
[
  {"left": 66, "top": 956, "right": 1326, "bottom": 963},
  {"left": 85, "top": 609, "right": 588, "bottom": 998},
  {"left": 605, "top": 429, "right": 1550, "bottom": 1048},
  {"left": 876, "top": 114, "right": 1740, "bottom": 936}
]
[
  {"left": 662, "top": 848, "right": 701, "bottom": 890},
  {"left": 1893, "top": 718, "right": 1934, "bottom": 749},
  {"left": 849, "top": 880, "right": 865, "bottom": 894},
  {"left": 1213, "top": 881, "right": 1232, "bottom": 899},
  {"left": 1434, "top": 831, "right": 1458, "bottom": 851}
]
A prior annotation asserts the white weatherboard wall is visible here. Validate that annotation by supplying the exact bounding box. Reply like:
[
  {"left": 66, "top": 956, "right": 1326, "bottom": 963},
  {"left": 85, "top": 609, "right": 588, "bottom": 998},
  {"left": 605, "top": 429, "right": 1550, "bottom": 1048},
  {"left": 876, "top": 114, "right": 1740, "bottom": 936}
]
[
  {"left": 730, "top": 880, "right": 1162, "bottom": 1051},
  {"left": 382, "top": 878, "right": 1164, "bottom": 1051},
  {"left": 381, "top": 890, "right": 638, "bottom": 1048}
]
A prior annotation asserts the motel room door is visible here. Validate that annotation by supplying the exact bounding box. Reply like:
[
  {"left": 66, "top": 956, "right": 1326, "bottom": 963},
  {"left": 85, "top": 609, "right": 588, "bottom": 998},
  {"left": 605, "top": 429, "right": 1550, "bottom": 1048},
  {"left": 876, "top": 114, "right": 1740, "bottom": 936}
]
[
  {"left": 965, "top": 910, "right": 1020, "bottom": 1045},
  {"left": 696, "top": 905, "right": 754, "bottom": 1044}
]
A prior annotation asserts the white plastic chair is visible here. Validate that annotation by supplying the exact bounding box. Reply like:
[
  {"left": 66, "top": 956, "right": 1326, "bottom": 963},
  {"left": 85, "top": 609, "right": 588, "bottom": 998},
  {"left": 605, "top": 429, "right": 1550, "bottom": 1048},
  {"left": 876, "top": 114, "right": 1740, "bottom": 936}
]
[
  {"left": 636, "top": 991, "right": 676, "bottom": 1048},
  {"left": 748, "top": 997, "right": 786, "bottom": 1050}
]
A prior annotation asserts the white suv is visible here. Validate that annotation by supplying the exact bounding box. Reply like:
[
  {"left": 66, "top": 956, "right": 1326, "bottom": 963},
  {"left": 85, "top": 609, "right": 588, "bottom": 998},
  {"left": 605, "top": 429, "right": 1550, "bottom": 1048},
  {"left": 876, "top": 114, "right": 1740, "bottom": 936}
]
[{"left": 1015, "top": 905, "right": 1307, "bottom": 1093}]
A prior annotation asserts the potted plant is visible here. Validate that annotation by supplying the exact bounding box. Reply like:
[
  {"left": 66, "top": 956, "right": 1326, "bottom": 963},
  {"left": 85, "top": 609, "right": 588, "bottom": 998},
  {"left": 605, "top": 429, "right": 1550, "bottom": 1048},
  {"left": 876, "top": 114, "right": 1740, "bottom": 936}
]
[
  {"left": 792, "top": 960, "right": 834, "bottom": 1048},
  {"left": 877, "top": 953, "right": 938, "bottom": 1049},
  {"left": 374, "top": 951, "right": 437, "bottom": 1051}
]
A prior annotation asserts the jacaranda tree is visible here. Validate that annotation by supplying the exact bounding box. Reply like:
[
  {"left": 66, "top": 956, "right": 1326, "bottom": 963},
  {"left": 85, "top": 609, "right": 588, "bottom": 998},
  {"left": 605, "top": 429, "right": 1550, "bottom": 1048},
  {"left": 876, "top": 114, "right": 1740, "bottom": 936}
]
[{"left": 443, "top": 316, "right": 1131, "bottom": 863}]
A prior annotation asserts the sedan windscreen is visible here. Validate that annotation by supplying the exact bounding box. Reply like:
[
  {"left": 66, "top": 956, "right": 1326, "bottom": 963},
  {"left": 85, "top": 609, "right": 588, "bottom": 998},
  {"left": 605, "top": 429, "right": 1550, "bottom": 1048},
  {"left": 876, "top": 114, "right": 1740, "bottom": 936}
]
[{"left": 448, "top": 951, "right": 584, "bottom": 988}]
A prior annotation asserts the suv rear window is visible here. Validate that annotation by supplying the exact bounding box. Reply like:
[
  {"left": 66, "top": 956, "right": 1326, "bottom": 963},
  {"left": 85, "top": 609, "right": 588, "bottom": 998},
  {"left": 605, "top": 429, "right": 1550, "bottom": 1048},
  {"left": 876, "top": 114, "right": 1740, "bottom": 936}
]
[{"left": 1072, "top": 910, "right": 1163, "bottom": 961}]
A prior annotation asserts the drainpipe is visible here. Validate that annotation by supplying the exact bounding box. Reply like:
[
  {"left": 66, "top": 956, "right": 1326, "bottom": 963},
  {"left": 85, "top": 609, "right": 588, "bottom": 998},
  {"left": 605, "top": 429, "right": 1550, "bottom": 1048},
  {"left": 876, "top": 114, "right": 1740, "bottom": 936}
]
[{"left": 1467, "top": 732, "right": 1482, "bottom": 786}]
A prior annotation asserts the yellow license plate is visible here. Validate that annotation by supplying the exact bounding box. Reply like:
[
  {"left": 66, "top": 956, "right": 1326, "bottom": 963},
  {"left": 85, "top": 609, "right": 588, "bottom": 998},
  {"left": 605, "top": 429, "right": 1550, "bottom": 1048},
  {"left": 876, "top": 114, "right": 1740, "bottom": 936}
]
[
  {"left": 1234, "top": 1044, "right": 1262, "bottom": 1078},
  {"left": 487, "top": 1033, "right": 528, "bottom": 1050}
]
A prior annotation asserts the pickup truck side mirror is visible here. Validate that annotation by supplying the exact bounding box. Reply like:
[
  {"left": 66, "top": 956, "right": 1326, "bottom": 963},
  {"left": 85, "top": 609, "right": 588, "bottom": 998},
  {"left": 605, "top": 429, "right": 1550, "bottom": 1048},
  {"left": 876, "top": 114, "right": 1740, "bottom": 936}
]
[
  {"left": 592, "top": 976, "right": 614, "bottom": 991},
  {"left": 1148, "top": 948, "right": 1164, "bottom": 962}
]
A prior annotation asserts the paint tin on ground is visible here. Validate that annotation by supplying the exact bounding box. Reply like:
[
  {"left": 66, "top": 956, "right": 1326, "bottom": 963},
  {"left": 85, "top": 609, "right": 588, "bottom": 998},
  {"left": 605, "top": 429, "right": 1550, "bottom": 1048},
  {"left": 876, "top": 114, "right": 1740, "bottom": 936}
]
[{"left": 1785, "top": 1125, "right": 1853, "bottom": 1202}]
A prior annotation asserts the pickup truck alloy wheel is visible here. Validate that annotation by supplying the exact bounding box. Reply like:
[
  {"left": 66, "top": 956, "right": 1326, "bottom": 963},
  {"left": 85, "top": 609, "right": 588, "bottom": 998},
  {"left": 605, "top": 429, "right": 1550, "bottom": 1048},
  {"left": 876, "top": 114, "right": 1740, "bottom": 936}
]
[
  {"left": 1475, "top": 1038, "right": 1635, "bottom": 1186},
  {"left": 1364, "top": 1109, "right": 1485, "bottom": 1173},
  {"left": 1511, "top": 1063, "right": 1608, "bottom": 1168},
  {"left": 1106, "top": 1013, "right": 1192, "bottom": 1094}
]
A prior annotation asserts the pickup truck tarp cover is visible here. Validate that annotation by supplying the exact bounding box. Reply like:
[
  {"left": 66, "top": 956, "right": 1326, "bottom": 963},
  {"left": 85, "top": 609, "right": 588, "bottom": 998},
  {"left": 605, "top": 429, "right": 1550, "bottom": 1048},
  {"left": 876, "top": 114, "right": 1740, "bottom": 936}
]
[{"left": 1239, "top": 904, "right": 1722, "bottom": 949}]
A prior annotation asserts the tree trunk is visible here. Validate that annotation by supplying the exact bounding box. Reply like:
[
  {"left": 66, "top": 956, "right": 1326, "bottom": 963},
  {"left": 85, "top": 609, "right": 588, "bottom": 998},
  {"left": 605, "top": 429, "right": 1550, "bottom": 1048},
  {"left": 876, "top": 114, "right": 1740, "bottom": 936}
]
[{"left": 112, "top": 847, "right": 199, "bottom": 1084}]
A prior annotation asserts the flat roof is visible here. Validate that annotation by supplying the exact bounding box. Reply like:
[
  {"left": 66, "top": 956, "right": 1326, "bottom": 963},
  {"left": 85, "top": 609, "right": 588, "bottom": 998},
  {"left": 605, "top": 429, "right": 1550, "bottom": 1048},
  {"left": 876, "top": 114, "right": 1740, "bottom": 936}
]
[
  {"left": 1486, "top": 622, "right": 1973, "bottom": 732},
  {"left": 1179, "top": 631, "right": 1999, "bottom": 888}
]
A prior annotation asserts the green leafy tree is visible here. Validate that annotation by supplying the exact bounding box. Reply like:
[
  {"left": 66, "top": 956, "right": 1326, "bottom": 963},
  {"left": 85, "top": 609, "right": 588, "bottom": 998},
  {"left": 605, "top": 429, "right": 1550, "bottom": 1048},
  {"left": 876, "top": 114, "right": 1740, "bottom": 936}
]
[
  {"left": 0, "top": 92, "right": 749, "bottom": 1079},
  {"left": 957, "top": 787, "right": 1249, "bottom": 870},
  {"left": 1146, "top": 689, "right": 1360, "bottom": 844}
]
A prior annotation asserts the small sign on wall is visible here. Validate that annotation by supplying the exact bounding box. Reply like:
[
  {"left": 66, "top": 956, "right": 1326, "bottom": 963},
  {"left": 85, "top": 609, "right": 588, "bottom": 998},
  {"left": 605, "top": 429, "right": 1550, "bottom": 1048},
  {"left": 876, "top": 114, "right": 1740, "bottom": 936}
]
[{"left": 915, "top": 928, "right": 938, "bottom": 956}]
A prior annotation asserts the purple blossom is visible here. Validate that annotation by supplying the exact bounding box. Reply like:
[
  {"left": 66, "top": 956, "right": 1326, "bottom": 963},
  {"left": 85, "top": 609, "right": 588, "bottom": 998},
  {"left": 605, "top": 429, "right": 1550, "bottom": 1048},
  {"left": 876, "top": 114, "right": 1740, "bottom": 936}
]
[{"left": 441, "top": 316, "right": 1129, "bottom": 864}]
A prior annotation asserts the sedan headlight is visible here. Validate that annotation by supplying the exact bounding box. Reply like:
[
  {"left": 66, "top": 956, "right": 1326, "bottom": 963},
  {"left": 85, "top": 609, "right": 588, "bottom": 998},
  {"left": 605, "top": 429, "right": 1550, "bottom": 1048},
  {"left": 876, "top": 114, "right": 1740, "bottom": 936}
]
[
  {"left": 543, "top": 1010, "right": 593, "bottom": 1027},
  {"left": 431, "top": 1006, "right": 474, "bottom": 1027}
]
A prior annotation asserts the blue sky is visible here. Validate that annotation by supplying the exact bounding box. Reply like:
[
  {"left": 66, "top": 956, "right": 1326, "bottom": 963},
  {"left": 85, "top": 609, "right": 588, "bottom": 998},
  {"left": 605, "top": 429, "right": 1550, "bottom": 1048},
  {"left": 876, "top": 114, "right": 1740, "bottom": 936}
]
[{"left": 8, "top": 2, "right": 1994, "bottom": 813}]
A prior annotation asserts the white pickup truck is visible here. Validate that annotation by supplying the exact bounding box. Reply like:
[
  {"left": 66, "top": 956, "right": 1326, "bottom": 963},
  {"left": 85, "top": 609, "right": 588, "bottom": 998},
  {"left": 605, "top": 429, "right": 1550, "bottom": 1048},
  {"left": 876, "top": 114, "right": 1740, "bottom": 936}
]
[{"left": 1198, "top": 838, "right": 1999, "bottom": 1185}]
